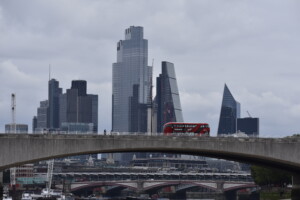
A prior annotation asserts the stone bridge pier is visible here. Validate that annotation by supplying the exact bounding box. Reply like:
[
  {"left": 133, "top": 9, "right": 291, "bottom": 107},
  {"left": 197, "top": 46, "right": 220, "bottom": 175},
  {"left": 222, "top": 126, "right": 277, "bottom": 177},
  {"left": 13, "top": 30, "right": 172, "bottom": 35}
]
[
  {"left": 0, "top": 172, "right": 3, "bottom": 198},
  {"left": 216, "top": 181, "right": 224, "bottom": 193}
]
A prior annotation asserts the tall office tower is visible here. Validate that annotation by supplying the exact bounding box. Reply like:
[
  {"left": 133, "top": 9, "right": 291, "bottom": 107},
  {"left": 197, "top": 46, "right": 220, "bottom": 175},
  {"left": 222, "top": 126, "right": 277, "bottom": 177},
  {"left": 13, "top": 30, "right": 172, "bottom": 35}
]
[
  {"left": 36, "top": 100, "right": 49, "bottom": 132},
  {"left": 32, "top": 116, "right": 37, "bottom": 133},
  {"left": 71, "top": 80, "right": 87, "bottom": 96},
  {"left": 237, "top": 117, "right": 259, "bottom": 137},
  {"left": 217, "top": 84, "right": 241, "bottom": 135},
  {"left": 48, "top": 79, "right": 62, "bottom": 129},
  {"left": 112, "top": 26, "right": 152, "bottom": 132},
  {"left": 129, "top": 84, "right": 148, "bottom": 132},
  {"left": 90, "top": 94, "right": 98, "bottom": 133},
  {"left": 156, "top": 61, "right": 184, "bottom": 132},
  {"left": 59, "top": 80, "right": 98, "bottom": 133}
]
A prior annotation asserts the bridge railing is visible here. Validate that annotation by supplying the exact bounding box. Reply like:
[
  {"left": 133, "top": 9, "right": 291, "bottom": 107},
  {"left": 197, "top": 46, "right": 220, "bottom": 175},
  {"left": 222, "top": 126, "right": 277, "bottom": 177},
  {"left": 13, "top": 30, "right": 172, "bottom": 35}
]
[
  {"left": 52, "top": 172, "right": 254, "bottom": 183},
  {"left": 2, "top": 132, "right": 300, "bottom": 144}
]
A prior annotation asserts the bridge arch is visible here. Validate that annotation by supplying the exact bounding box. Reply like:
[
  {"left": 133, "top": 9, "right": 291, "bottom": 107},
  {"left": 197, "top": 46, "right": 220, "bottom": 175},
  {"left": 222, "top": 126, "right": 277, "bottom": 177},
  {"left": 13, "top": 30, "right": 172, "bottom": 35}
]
[
  {"left": 0, "top": 134, "right": 300, "bottom": 172},
  {"left": 143, "top": 181, "right": 217, "bottom": 192},
  {"left": 70, "top": 182, "right": 136, "bottom": 192}
]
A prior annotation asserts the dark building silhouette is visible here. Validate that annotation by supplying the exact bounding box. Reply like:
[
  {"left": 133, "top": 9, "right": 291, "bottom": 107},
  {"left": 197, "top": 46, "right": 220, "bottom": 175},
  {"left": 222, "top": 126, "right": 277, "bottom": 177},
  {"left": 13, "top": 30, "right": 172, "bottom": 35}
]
[
  {"left": 48, "top": 79, "right": 62, "bottom": 129},
  {"left": 59, "top": 80, "right": 98, "bottom": 133},
  {"left": 129, "top": 84, "right": 148, "bottom": 133},
  {"left": 217, "top": 84, "right": 240, "bottom": 135},
  {"left": 32, "top": 116, "right": 37, "bottom": 133},
  {"left": 237, "top": 117, "right": 259, "bottom": 137},
  {"left": 71, "top": 80, "right": 87, "bottom": 96},
  {"left": 90, "top": 94, "right": 98, "bottom": 133},
  {"left": 156, "top": 61, "right": 183, "bottom": 132}
]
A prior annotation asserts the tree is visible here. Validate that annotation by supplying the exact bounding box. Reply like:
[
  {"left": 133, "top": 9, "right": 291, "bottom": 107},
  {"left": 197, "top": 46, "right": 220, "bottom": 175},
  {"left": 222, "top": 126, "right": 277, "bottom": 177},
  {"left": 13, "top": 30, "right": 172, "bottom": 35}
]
[{"left": 251, "top": 165, "right": 291, "bottom": 187}]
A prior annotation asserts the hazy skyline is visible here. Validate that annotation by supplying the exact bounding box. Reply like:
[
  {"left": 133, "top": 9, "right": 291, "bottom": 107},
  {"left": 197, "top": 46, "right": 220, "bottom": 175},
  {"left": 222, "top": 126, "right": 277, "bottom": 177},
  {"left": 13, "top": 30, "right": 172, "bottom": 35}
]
[{"left": 1, "top": 0, "right": 300, "bottom": 137}]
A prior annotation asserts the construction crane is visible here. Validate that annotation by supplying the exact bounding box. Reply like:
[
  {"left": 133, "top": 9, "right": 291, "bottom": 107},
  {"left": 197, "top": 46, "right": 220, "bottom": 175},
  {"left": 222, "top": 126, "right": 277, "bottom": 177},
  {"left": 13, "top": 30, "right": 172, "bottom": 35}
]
[
  {"left": 10, "top": 94, "right": 16, "bottom": 196},
  {"left": 11, "top": 93, "right": 16, "bottom": 133},
  {"left": 246, "top": 111, "right": 252, "bottom": 118},
  {"left": 44, "top": 159, "right": 54, "bottom": 196}
]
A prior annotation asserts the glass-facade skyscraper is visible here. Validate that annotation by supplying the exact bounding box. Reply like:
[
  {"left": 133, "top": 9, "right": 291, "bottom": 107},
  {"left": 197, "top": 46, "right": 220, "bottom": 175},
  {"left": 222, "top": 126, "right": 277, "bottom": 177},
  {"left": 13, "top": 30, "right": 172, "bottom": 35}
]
[
  {"left": 36, "top": 100, "right": 49, "bottom": 132},
  {"left": 156, "top": 61, "right": 184, "bottom": 132},
  {"left": 48, "top": 79, "right": 62, "bottom": 129},
  {"left": 112, "top": 26, "right": 152, "bottom": 132},
  {"left": 217, "top": 84, "right": 240, "bottom": 135},
  {"left": 59, "top": 80, "right": 98, "bottom": 133}
]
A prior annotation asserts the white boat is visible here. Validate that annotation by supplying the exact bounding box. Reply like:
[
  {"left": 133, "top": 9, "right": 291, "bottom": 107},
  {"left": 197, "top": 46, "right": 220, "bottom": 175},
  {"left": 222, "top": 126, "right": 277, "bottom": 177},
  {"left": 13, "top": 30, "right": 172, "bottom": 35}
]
[
  {"left": 21, "top": 193, "right": 33, "bottom": 200},
  {"left": 2, "top": 194, "right": 12, "bottom": 200},
  {"left": 41, "top": 188, "right": 66, "bottom": 199}
]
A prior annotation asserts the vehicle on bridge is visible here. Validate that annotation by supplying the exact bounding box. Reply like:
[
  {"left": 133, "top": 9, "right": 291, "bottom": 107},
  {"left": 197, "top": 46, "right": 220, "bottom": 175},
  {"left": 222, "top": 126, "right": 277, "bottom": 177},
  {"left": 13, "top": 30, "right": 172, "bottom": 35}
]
[{"left": 163, "top": 122, "right": 210, "bottom": 136}]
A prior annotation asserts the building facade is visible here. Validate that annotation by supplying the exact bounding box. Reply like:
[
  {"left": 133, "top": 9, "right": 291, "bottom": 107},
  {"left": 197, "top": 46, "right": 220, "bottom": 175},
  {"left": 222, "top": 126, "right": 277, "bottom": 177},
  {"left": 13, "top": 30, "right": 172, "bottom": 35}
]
[
  {"left": 131, "top": 157, "right": 208, "bottom": 170},
  {"left": 217, "top": 84, "right": 241, "bottom": 135},
  {"left": 5, "top": 124, "right": 28, "bottom": 133},
  {"left": 237, "top": 117, "right": 259, "bottom": 137},
  {"left": 48, "top": 79, "right": 62, "bottom": 129},
  {"left": 112, "top": 26, "right": 152, "bottom": 132},
  {"left": 59, "top": 80, "right": 98, "bottom": 133},
  {"left": 156, "top": 61, "right": 183, "bottom": 132},
  {"left": 32, "top": 116, "right": 37, "bottom": 133},
  {"left": 36, "top": 100, "right": 49, "bottom": 132}
]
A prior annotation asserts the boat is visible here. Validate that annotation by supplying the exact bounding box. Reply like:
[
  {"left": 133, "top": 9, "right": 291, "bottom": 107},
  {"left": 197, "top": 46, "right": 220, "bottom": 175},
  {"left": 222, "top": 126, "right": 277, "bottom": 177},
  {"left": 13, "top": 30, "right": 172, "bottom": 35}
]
[
  {"left": 2, "top": 194, "right": 12, "bottom": 200},
  {"left": 21, "top": 192, "right": 33, "bottom": 200}
]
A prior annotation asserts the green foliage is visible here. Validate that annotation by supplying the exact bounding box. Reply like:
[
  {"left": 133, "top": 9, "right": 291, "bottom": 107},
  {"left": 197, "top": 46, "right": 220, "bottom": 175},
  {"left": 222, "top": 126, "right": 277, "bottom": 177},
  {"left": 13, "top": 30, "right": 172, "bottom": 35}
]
[
  {"left": 2, "top": 170, "right": 10, "bottom": 184},
  {"left": 251, "top": 165, "right": 292, "bottom": 186},
  {"left": 260, "top": 191, "right": 291, "bottom": 200},
  {"left": 291, "top": 188, "right": 300, "bottom": 200}
]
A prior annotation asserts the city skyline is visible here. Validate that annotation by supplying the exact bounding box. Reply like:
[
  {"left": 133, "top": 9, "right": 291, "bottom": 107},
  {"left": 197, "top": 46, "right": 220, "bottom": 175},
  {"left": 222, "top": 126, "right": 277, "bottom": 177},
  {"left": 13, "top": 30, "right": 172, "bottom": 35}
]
[{"left": 1, "top": 1, "right": 300, "bottom": 137}]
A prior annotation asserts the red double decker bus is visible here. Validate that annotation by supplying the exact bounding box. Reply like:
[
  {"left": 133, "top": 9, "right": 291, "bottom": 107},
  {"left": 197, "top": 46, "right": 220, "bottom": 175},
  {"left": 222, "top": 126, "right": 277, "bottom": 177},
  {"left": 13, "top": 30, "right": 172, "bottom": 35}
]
[{"left": 163, "top": 122, "right": 210, "bottom": 136}]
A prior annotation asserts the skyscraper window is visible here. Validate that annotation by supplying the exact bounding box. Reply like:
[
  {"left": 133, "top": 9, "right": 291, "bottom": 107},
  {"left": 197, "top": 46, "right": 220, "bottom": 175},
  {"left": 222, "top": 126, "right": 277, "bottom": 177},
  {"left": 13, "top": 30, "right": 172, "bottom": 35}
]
[{"left": 217, "top": 84, "right": 240, "bottom": 135}]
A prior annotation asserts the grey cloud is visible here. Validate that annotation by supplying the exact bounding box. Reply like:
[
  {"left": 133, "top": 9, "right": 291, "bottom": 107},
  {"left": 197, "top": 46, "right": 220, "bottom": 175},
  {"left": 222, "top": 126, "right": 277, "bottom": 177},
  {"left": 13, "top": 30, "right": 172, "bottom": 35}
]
[{"left": 0, "top": 0, "right": 300, "bottom": 136}]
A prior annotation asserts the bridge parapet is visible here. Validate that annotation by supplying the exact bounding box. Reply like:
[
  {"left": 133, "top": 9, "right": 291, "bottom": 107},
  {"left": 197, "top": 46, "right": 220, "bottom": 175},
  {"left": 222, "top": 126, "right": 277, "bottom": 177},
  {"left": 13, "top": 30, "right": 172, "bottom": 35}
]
[{"left": 0, "top": 134, "right": 300, "bottom": 173}]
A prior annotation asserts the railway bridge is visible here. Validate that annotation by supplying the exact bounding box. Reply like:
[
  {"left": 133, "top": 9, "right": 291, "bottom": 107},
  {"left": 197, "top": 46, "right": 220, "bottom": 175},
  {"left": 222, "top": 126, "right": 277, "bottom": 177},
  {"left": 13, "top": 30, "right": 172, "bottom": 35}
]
[
  {"left": 53, "top": 172, "right": 256, "bottom": 195},
  {"left": 55, "top": 179, "right": 256, "bottom": 194}
]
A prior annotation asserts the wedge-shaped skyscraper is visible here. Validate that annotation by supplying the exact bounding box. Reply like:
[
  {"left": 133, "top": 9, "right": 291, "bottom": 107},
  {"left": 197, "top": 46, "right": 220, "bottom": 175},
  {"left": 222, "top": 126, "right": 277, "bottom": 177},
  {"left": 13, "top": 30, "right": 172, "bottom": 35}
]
[
  {"left": 217, "top": 84, "right": 240, "bottom": 135},
  {"left": 156, "top": 61, "right": 183, "bottom": 132}
]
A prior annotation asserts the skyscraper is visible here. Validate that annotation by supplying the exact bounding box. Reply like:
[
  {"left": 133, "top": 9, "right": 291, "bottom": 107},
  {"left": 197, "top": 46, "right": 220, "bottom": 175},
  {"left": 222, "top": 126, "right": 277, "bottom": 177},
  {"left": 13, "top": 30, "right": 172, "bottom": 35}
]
[
  {"left": 217, "top": 84, "right": 241, "bottom": 135},
  {"left": 32, "top": 116, "right": 37, "bottom": 133},
  {"left": 36, "top": 100, "right": 49, "bottom": 132},
  {"left": 112, "top": 26, "right": 152, "bottom": 132},
  {"left": 156, "top": 61, "right": 183, "bottom": 132},
  {"left": 237, "top": 117, "right": 259, "bottom": 137},
  {"left": 48, "top": 79, "right": 62, "bottom": 129},
  {"left": 90, "top": 94, "right": 98, "bottom": 133},
  {"left": 59, "top": 80, "right": 98, "bottom": 133}
]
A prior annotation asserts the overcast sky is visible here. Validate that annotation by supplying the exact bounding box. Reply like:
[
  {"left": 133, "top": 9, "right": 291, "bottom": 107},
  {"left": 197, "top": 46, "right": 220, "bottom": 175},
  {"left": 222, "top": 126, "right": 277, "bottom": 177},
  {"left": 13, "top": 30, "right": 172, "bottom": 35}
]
[{"left": 1, "top": 0, "right": 300, "bottom": 137}]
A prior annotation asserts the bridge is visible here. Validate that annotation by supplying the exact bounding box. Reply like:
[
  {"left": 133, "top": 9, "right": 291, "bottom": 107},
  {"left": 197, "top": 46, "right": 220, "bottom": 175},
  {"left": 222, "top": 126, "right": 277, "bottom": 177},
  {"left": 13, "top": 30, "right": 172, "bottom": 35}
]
[
  {"left": 0, "top": 133, "right": 299, "bottom": 173},
  {"left": 55, "top": 180, "right": 256, "bottom": 193},
  {"left": 53, "top": 172, "right": 253, "bottom": 183},
  {"left": 53, "top": 172, "right": 255, "bottom": 194}
]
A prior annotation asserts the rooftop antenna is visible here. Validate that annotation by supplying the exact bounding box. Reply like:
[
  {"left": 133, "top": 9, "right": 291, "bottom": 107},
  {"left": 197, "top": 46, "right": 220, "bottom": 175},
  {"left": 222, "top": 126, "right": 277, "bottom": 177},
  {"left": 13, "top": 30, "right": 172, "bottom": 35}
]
[
  {"left": 49, "top": 64, "right": 51, "bottom": 81},
  {"left": 147, "top": 59, "right": 154, "bottom": 134}
]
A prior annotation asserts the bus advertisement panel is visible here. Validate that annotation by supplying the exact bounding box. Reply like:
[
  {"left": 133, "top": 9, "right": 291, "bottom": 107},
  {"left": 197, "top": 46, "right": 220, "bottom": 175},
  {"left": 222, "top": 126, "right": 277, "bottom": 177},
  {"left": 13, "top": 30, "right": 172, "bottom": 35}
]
[{"left": 163, "top": 122, "right": 210, "bottom": 136}]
